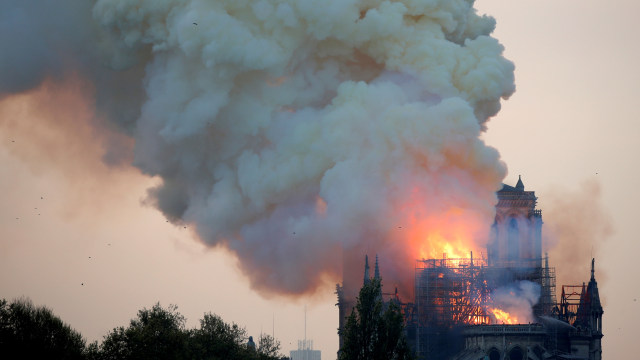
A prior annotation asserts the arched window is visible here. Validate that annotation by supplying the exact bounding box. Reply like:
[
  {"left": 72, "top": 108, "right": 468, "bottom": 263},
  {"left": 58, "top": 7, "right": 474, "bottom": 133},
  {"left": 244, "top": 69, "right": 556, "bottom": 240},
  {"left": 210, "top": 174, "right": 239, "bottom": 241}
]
[
  {"left": 488, "top": 222, "right": 498, "bottom": 264},
  {"left": 508, "top": 217, "right": 519, "bottom": 260},
  {"left": 508, "top": 346, "right": 524, "bottom": 360},
  {"left": 488, "top": 348, "right": 501, "bottom": 360}
]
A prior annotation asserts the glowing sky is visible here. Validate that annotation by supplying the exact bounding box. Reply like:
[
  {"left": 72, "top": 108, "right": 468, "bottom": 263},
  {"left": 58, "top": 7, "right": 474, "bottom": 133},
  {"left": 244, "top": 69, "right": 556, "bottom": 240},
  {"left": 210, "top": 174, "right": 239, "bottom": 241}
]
[{"left": 2, "top": 1, "right": 639, "bottom": 358}]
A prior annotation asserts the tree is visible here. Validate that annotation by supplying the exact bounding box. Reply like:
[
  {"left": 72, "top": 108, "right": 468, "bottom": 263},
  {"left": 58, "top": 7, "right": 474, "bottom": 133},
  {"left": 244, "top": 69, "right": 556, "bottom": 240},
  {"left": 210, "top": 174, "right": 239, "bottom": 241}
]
[
  {"left": 0, "top": 297, "right": 86, "bottom": 359},
  {"left": 256, "top": 333, "right": 282, "bottom": 359},
  {"left": 97, "top": 303, "right": 189, "bottom": 360},
  {"left": 339, "top": 279, "right": 414, "bottom": 360},
  {"left": 0, "top": 298, "right": 288, "bottom": 360},
  {"left": 190, "top": 312, "right": 248, "bottom": 359},
  {"left": 95, "top": 304, "right": 286, "bottom": 360}
]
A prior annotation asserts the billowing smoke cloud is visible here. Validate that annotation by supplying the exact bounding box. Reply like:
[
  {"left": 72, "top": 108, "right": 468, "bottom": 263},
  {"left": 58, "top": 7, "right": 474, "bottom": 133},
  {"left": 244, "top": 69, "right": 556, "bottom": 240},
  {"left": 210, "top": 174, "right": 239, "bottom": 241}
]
[
  {"left": 1, "top": 0, "right": 514, "bottom": 297},
  {"left": 490, "top": 280, "right": 540, "bottom": 324}
]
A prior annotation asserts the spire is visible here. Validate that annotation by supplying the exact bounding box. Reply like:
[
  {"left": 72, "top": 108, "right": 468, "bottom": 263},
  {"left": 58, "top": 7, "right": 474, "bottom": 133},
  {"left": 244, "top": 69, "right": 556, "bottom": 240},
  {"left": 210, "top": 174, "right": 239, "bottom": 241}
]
[
  {"left": 589, "top": 258, "right": 602, "bottom": 310},
  {"left": 374, "top": 254, "right": 380, "bottom": 280},
  {"left": 515, "top": 175, "right": 524, "bottom": 191},
  {"left": 363, "top": 255, "right": 370, "bottom": 284},
  {"left": 587, "top": 258, "right": 603, "bottom": 334}
]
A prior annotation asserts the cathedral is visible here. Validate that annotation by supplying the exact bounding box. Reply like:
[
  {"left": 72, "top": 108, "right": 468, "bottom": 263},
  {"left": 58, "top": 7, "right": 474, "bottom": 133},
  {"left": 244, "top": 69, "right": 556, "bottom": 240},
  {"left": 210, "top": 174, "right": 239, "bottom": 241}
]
[{"left": 337, "top": 177, "right": 603, "bottom": 360}]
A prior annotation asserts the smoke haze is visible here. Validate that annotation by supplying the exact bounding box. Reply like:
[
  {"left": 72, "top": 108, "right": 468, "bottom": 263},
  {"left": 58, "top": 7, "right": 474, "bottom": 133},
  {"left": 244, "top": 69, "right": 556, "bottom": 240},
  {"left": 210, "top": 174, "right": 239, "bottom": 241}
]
[
  {"left": 543, "top": 180, "right": 613, "bottom": 289},
  {"left": 1, "top": 0, "right": 515, "bottom": 297},
  {"left": 0, "top": 75, "right": 143, "bottom": 221}
]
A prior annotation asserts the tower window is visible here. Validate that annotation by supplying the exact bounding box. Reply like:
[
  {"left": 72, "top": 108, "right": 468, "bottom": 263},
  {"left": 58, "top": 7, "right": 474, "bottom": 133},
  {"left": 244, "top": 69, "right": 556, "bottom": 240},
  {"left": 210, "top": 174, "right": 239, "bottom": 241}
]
[{"left": 508, "top": 217, "right": 519, "bottom": 260}]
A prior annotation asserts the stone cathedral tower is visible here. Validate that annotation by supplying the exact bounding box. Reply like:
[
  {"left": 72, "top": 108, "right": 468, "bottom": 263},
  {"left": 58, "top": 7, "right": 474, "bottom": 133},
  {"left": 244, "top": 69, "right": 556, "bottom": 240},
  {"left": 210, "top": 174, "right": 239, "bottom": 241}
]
[{"left": 488, "top": 175, "right": 543, "bottom": 268}]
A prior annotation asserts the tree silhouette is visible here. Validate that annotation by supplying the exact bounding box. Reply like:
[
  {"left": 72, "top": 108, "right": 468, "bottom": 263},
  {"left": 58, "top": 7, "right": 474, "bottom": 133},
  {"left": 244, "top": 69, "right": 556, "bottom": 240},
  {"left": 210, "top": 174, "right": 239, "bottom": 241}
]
[
  {"left": 96, "top": 303, "right": 189, "bottom": 360},
  {"left": 0, "top": 298, "right": 86, "bottom": 359},
  {"left": 93, "top": 303, "right": 285, "bottom": 360},
  {"left": 190, "top": 312, "right": 248, "bottom": 359},
  {"left": 0, "top": 298, "right": 287, "bottom": 360},
  {"left": 339, "top": 278, "right": 414, "bottom": 360}
]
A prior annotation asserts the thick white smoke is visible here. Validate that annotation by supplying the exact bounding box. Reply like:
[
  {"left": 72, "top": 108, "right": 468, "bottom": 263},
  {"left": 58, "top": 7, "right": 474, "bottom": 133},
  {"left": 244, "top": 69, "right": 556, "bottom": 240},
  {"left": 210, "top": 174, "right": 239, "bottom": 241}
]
[
  {"left": 2, "top": 0, "right": 515, "bottom": 297},
  {"left": 95, "top": 0, "right": 515, "bottom": 296}
]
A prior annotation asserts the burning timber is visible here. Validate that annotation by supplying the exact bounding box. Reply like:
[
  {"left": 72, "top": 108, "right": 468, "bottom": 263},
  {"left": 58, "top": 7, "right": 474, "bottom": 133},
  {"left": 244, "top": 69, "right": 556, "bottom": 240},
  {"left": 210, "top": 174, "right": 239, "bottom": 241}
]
[{"left": 337, "top": 177, "right": 603, "bottom": 360}]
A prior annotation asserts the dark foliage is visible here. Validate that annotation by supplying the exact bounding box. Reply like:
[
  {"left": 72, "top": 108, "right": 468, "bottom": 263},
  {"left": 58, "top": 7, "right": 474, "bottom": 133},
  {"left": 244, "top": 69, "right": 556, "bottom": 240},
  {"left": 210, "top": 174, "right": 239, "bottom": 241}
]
[
  {"left": 91, "top": 302, "right": 284, "bottom": 360},
  {"left": 94, "top": 303, "right": 189, "bottom": 360},
  {"left": 0, "top": 298, "right": 86, "bottom": 359},
  {"left": 0, "top": 298, "right": 286, "bottom": 360},
  {"left": 339, "top": 278, "right": 414, "bottom": 360}
]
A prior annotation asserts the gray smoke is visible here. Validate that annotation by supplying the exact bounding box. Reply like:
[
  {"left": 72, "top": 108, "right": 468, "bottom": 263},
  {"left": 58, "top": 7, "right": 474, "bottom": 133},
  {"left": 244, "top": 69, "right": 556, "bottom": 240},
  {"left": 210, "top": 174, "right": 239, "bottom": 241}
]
[
  {"left": 1, "top": 0, "right": 515, "bottom": 297},
  {"left": 0, "top": 0, "right": 146, "bottom": 164},
  {"left": 491, "top": 280, "right": 541, "bottom": 324}
]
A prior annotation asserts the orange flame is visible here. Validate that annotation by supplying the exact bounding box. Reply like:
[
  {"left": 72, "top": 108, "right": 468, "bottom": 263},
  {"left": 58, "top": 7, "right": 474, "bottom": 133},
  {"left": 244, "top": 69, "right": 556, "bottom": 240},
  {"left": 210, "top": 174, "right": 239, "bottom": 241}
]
[
  {"left": 466, "top": 315, "right": 488, "bottom": 325},
  {"left": 402, "top": 204, "right": 485, "bottom": 264},
  {"left": 381, "top": 184, "right": 493, "bottom": 296},
  {"left": 489, "top": 308, "right": 519, "bottom": 324}
]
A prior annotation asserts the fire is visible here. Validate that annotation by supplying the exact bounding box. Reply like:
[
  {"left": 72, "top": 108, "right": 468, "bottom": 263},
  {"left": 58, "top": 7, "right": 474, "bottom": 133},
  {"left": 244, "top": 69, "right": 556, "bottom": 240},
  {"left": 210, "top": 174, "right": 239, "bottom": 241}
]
[
  {"left": 387, "top": 183, "right": 494, "bottom": 295},
  {"left": 466, "top": 315, "right": 488, "bottom": 325},
  {"left": 392, "top": 184, "right": 491, "bottom": 265},
  {"left": 489, "top": 308, "right": 519, "bottom": 324},
  {"left": 402, "top": 207, "right": 484, "bottom": 264},
  {"left": 423, "top": 233, "right": 468, "bottom": 260}
]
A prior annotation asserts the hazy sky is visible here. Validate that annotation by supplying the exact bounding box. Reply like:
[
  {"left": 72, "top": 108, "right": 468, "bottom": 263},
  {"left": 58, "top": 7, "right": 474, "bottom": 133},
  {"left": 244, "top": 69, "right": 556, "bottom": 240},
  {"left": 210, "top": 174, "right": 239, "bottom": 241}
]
[{"left": 1, "top": 1, "right": 638, "bottom": 358}]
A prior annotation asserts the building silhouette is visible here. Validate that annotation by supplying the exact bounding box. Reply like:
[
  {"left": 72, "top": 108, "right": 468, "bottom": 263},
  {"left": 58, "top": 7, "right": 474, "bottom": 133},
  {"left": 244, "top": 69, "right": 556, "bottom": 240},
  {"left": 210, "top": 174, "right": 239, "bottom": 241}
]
[{"left": 290, "top": 339, "right": 321, "bottom": 360}]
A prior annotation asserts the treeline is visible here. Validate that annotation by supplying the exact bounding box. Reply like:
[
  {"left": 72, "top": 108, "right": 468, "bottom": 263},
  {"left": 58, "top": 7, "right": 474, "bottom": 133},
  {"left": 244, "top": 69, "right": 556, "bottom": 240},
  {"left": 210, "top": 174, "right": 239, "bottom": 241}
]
[{"left": 0, "top": 298, "right": 287, "bottom": 360}]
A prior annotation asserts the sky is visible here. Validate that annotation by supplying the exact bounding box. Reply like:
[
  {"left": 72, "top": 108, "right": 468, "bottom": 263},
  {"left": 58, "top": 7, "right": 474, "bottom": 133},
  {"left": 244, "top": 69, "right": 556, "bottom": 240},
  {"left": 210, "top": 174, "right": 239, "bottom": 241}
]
[{"left": 1, "top": 0, "right": 639, "bottom": 358}]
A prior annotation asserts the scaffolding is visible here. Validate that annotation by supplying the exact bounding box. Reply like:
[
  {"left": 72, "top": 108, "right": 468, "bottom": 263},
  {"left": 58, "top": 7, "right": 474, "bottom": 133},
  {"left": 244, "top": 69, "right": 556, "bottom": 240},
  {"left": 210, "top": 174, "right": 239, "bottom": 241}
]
[
  {"left": 411, "top": 253, "right": 557, "bottom": 359},
  {"left": 414, "top": 254, "right": 492, "bottom": 328},
  {"left": 558, "top": 284, "right": 584, "bottom": 326}
]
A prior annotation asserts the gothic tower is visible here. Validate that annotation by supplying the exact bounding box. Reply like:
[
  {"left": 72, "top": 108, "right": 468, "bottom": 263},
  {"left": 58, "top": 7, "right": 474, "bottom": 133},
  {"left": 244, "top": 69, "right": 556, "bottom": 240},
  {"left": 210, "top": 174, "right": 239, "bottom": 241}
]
[
  {"left": 586, "top": 258, "right": 604, "bottom": 360},
  {"left": 488, "top": 175, "right": 543, "bottom": 267}
]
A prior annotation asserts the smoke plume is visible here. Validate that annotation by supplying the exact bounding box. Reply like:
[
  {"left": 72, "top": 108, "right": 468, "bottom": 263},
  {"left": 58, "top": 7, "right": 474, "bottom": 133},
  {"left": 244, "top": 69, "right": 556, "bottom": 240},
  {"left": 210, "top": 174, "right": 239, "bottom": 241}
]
[
  {"left": 491, "top": 280, "right": 541, "bottom": 324},
  {"left": 1, "top": 0, "right": 515, "bottom": 297}
]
